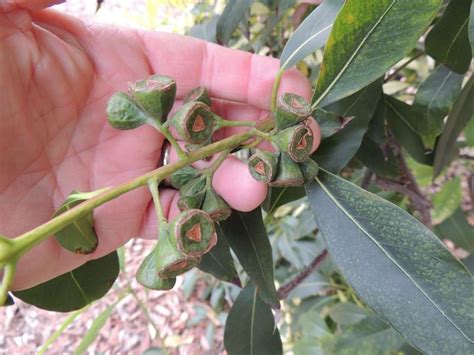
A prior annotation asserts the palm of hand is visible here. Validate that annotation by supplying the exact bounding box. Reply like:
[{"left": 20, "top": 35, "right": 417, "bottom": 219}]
[{"left": 0, "top": 6, "right": 312, "bottom": 290}]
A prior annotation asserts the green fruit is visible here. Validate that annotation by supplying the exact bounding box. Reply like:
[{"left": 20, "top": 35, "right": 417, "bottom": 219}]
[
  {"left": 201, "top": 188, "right": 231, "bottom": 221},
  {"left": 183, "top": 86, "right": 212, "bottom": 107},
  {"left": 106, "top": 92, "right": 149, "bottom": 130},
  {"left": 275, "top": 93, "right": 311, "bottom": 130},
  {"left": 272, "top": 124, "right": 314, "bottom": 162},
  {"left": 136, "top": 246, "right": 176, "bottom": 290},
  {"left": 248, "top": 150, "right": 279, "bottom": 183},
  {"left": 269, "top": 154, "right": 304, "bottom": 187},
  {"left": 170, "top": 102, "right": 216, "bottom": 144}
]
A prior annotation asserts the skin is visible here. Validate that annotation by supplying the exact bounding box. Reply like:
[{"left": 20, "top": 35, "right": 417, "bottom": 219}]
[{"left": 0, "top": 1, "right": 319, "bottom": 290}]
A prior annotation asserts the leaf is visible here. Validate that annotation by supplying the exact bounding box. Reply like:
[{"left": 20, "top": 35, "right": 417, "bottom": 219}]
[
  {"left": 224, "top": 282, "right": 283, "bottom": 355},
  {"left": 199, "top": 225, "right": 239, "bottom": 284},
  {"left": 385, "top": 96, "right": 433, "bottom": 166},
  {"left": 312, "top": 0, "right": 442, "bottom": 108},
  {"left": 305, "top": 170, "right": 474, "bottom": 353},
  {"left": 328, "top": 302, "right": 370, "bottom": 325},
  {"left": 279, "top": 0, "right": 344, "bottom": 69},
  {"left": 413, "top": 65, "right": 464, "bottom": 148},
  {"left": 74, "top": 299, "right": 120, "bottom": 354},
  {"left": 53, "top": 190, "right": 104, "bottom": 255},
  {"left": 470, "top": 2, "right": 474, "bottom": 55},
  {"left": 216, "top": 0, "right": 253, "bottom": 45},
  {"left": 287, "top": 272, "right": 332, "bottom": 300},
  {"left": 187, "top": 16, "right": 219, "bottom": 43},
  {"left": 313, "top": 108, "right": 354, "bottom": 139},
  {"left": 431, "top": 177, "right": 462, "bottom": 225},
  {"left": 433, "top": 76, "right": 474, "bottom": 177},
  {"left": 265, "top": 186, "right": 305, "bottom": 214},
  {"left": 464, "top": 118, "right": 474, "bottom": 146},
  {"left": 312, "top": 80, "right": 382, "bottom": 173},
  {"left": 356, "top": 135, "right": 399, "bottom": 178},
  {"left": 14, "top": 252, "right": 119, "bottom": 312},
  {"left": 320, "top": 316, "right": 405, "bottom": 354},
  {"left": 425, "top": 0, "right": 472, "bottom": 74},
  {"left": 220, "top": 209, "right": 279, "bottom": 306},
  {"left": 435, "top": 208, "right": 474, "bottom": 253}
]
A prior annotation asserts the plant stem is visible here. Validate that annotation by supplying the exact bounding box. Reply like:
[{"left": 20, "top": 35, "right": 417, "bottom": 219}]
[
  {"left": 0, "top": 261, "right": 17, "bottom": 305},
  {"left": 148, "top": 179, "right": 168, "bottom": 236},
  {"left": 8, "top": 129, "right": 259, "bottom": 262},
  {"left": 271, "top": 69, "right": 284, "bottom": 112},
  {"left": 148, "top": 120, "right": 187, "bottom": 160},
  {"left": 277, "top": 249, "right": 328, "bottom": 300},
  {"left": 384, "top": 51, "right": 424, "bottom": 82},
  {"left": 214, "top": 116, "right": 257, "bottom": 128}
]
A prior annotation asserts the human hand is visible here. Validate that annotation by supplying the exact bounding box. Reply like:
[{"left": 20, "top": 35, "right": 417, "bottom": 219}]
[{"left": 0, "top": 1, "right": 318, "bottom": 290}]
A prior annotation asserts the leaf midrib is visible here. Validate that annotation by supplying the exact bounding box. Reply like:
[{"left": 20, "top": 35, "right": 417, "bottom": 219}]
[
  {"left": 314, "top": 174, "right": 473, "bottom": 342},
  {"left": 312, "top": 0, "right": 397, "bottom": 109}
]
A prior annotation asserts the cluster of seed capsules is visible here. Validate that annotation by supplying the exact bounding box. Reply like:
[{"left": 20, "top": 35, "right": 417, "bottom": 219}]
[
  {"left": 106, "top": 74, "right": 318, "bottom": 290},
  {"left": 248, "top": 93, "right": 319, "bottom": 186}
]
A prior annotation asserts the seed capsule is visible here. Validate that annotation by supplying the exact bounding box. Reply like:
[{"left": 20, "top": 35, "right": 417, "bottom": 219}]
[
  {"left": 269, "top": 154, "right": 304, "bottom": 187},
  {"left": 201, "top": 188, "right": 231, "bottom": 221},
  {"left": 183, "top": 86, "right": 212, "bottom": 107},
  {"left": 170, "top": 166, "right": 200, "bottom": 189},
  {"left": 129, "top": 74, "right": 176, "bottom": 122},
  {"left": 272, "top": 124, "right": 314, "bottom": 162},
  {"left": 136, "top": 246, "right": 176, "bottom": 290},
  {"left": 275, "top": 93, "right": 311, "bottom": 130},
  {"left": 177, "top": 191, "right": 206, "bottom": 211},
  {"left": 299, "top": 158, "right": 319, "bottom": 183},
  {"left": 170, "top": 102, "right": 216, "bottom": 144},
  {"left": 248, "top": 150, "right": 279, "bottom": 183},
  {"left": 106, "top": 92, "right": 149, "bottom": 130},
  {"left": 170, "top": 209, "right": 217, "bottom": 257}
]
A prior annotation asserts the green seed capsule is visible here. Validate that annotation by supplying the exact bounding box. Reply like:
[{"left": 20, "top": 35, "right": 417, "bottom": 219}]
[
  {"left": 170, "top": 166, "right": 200, "bottom": 189},
  {"left": 272, "top": 124, "right": 314, "bottom": 162},
  {"left": 129, "top": 74, "right": 176, "bottom": 122},
  {"left": 183, "top": 86, "right": 212, "bottom": 107},
  {"left": 177, "top": 191, "right": 206, "bottom": 211},
  {"left": 248, "top": 150, "right": 279, "bottom": 183},
  {"left": 180, "top": 175, "right": 207, "bottom": 197},
  {"left": 136, "top": 246, "right": 176, "bottom": 290},
  {"left": 269, "top": 154, "right": 304, "bottom": 187},
  {"left": 275, "top": 93, "right": 311, "bottom": 130},
  {"left": 201, "top": 188, "right": 231, "bottom": 221},
  {"left": 155, "top": 230, "right": 201, "bottom": 279},
  {"left": 299, "top": 158, "right": 319, "bottom": 183},
  {"left": 106, "top": 92, "right": 149, "bottom": 130},
  {"left": 170, "top": 102, "right": 216, "bottom": 144},
  {"left": 170, "top": 209, "right": 217, "bottom": 257}
]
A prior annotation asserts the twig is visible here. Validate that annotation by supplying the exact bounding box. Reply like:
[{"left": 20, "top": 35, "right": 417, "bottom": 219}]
[
  {"left": 361, "top": 170, "right": 374, "bottom": 189},
  {"left": 277, "top": 249, "right": 328, "bottom": 300},
  {"left": 384, "top": 51, "right": 424, "bottom": 82}
]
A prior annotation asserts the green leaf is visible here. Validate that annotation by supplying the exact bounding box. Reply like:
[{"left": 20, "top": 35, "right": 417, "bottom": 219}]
[
  {"left": 53, "top": 190, "right": 104, "bottom": 255},
  {"left": 413, "top": 64, "right": 464, "bottom": 148},
  {"left": 313, "top": 108, "right": 354, "bottom": 139},
  {"left": 464, "top": 118, "right": 474, "bottom": 146},
  {"left": 385, "top": 96, "right": 433, "bottom": 165},
  {"left": 305, "top": 170, "right": 474, "bottom": 353},
  {"left": 220, "top": 209, "right": 279, "bottom": 306},
  {"left": 199, "top": 225, "right": 239, "bottom": 284},
  {"left": 216, "top": 0, "right": 253, "bottom": 45},
  {"left": 356, "top": 135, "right": 399, "bottom": 178},
  {"left": 14, "top": 252, "right": 119, "bottom": 312},
  {"left": 320, "top": 316, "right": 405, "bottom": 354},
  {"left": 328, "top": 302, "right": 370, "bottom": 326},
  {"left": 224, "top": 282, "right": 283, "bottom": 355},
  {"left": 470, "top": 2, "right": 474, "bottom": 55},
  {"left": 279, "top": 0, "right": 344, "bottom": 69},
  {"left": 435, "top": 208, "right": 474, "bottom": 253},
  {"left": 312, "top": 80, "right": 382, "bottom": 173},
  {"left": 74, "top": 298, "right": 120, "bottom": 354},
  {"left": 431, "top": 177, "right": 462, "bottom": 225},
  {"left": 265, "top": 186, "right": 305, "bottom": 214},
  {"left": 287, "top": 272, "right": 332, "bottom": 300},
  {"left": 425, "top": 0, "right": 472, "bottom": 74},
  {"left": 187, "top": 16, "right": 219, "bottom": 43},
  {"left": 433, "top": 76, "right": 474, "bottom": 177},
  {"left": 312, "top": 0, "right": 442, "bottom": 108}
]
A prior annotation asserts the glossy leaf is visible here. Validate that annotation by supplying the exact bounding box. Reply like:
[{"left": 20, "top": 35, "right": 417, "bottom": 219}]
[
  {"left": 216, "top": 0, "right": 253, "bottom": 45},
  {"left": 312, "top": 80, "right": 382, "bottom": 173},
  {"left": 328, "top": 302, "right": 370, "bottom": 326},
  {"left": 312, "top": 0, "right": 442, "bottom": 108},
  {"left": 220, "top": 209, "right": 279, "bottom": 306},
  {"left": 265, "top": 186, "right": 305, "bottom": 214},
  {"left": 320, "top": 316, "right": 405, "bottom": 354},
  {"left": 279, "top": 0, "right": 344, "bottom": 69},
  {"left": 313, "top": 108, "right": 354, "bottom": 139},
  {"left": 435, "top": 208, "right": 474, "bottom": 253},
  {"left": 74, "top": 299, "right": 120, "bottom": 354},
  {"left": 356, "top": 135, "right": 399, "bottom": 178},
  {"left": 425, "top": 0, "right": 472, "bottom": 74},
  {"left": 306, "top": 170, "right": 474, "bottom": 353},
  {"left": 413, "top": 65, "right": 464, "bottom": 148},
  {"left": 199, "top": 225, "right": 239, "bottom": 284},
  {"left": 431, "top": 177, "right": 462, "bottom": 225},
  {"left": 433, "top": 76, "right": 474, "bottom": 177},
  {"left": 385, "top": 96, "right": 433, "bottom": 166},
  {"left": 224, "top": 283, "right": 283, "bottom": 355},
  {"left": 53, "top": 191, "right": 102, "bottom": 255},
  {"left": 14, "top": 252, "right": 119, "bottom": 312}
]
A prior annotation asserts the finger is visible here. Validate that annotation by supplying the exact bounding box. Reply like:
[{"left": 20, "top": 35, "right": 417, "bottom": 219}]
[
  {"left": 138, "top": 31, "right": 312, "bottom": 110},
  {"left": 1, "top": 0, "right": 64, "bottom": 12}
]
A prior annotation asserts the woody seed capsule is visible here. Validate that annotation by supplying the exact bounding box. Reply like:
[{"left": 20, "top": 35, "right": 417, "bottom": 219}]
[
  {"left": 272, "top": 124, "right": 314, "bottom": 162},
  {"left": 183, "top": 86, "right": 212, "bottom": 107},
  {"left": 248, "top": 150, "right": 279, "bottom": 183},
  {"left": 170, "top": 102, "right": 216, "bottom": 144},
  {"left": 275, "top": 93, "right": 311, "bottom": 130},
  {"left": 136, "top": 245, "right": 176, "bottom": 290},
  {"left": 106, "top": 92, "right": 149, "bottom": 130},
  {"left": 269, "top": 154, "right": 304, "bottom": 187}
]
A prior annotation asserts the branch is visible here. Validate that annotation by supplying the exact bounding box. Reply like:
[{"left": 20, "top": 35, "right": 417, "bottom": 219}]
[
  {"left": 384, "top": 51, "right": 424, "bottom": 82},
  {"left": 277, "top": 249, "right": 328, "bottom": 300}
]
